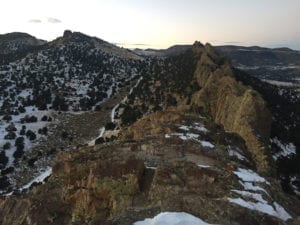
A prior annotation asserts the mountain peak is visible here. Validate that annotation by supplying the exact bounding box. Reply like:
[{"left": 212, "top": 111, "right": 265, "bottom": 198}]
[
  {"left": 63, "top": 30, "right": 73, "bottom": 39},
  {"left": 193, "top": 41, "right": 204, "bottom": 48}
]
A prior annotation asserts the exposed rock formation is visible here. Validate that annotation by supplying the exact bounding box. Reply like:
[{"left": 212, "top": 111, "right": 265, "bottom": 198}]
[
  {"left": 63, "top": 30, "right": 73, "bottom": 39},
  {"left": 1, "top": 39, "right": 297, "bottom": 225},
  {"left": 191, "top": 43, "right": 272, "bottom": 174},
  {"left": 1, "top": 109, "right": 298, "bottom": 225}
]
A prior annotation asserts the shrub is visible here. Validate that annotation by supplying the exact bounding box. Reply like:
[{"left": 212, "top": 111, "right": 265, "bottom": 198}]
[
  {"left": 21, "top": 115, "right": 38, "bottom": 123},
  {"left": 4, "top": 131, "right": 16, "bottom": 140},
  {"left": 121, "top": 106, "right": 142, "bottom": 126},
  {"left": 95, "top": 137, "right": 105, "bottom": 145},
  {"left": 41, "top": 115, "right": 48, "bottom": 121},
  {"left": 38, "top": 127, "right": 48, "bottom": 135},
  {"left": 5, "top": 123, "right": 17, "bottom": 132},
  {"left": 105, "top": 122, "right": 116, "bottom": 130},
  {"left": 13, "top": 147, "right": 24, "bottom": 159},
  {"left": 2, "top": 115, "right": 12, "bottom": 122},
  {"left": 15, "top": 136, "right": 25, "bottom": 147},
  {"left": 0, "top": 176, "right": 10, "bottom": 189},
  {"left": 26, "top": 130, "right": 36, "bottom": 141},
  {"left": 3, "top": 142, "right": 11, "bottom": 150},
  {"left": 0, "top": 151, "right": 8, "bottom": 169}
]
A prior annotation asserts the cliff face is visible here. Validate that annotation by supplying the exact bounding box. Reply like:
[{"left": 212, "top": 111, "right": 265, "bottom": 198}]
[{"left": 191, "top": 43, "right": 272, "bottom": 174}]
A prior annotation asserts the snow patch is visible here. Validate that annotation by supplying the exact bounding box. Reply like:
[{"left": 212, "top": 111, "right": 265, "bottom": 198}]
[
  {"left": 230, "top": 168, "right": 292, "bottom": 221},
  {"left": 192, "top": 123, "right": 209, "bottom": 133},
  {"left": 228, "top": 197, "right": 292, "bottom": 221},
  {"left": 178, "top": 123, "right": 208, "bottom": 133},
  {"left": 234, "top": 168, "right": 270, "bottom": 185},
  {"left": 200, "top": 141, "right": 215, "bottom": 149},
  {"left": 271, "top": 137, "right": 296, "bottom": 160},
  {"left": 88, "top": 127, "right": 105, "bottom": 146},
  {"left": 228, "top": 146, "right": 247, "bottom": 161},
  {"left": 178, "top": 125, "right": 189, "bottom": 131},
  {"left": 290, "top": 176, "right": 300, "bottom": 196},
  {"left": 133, "top": 212, "right": 217, "bottom": 225},
  {"left": 198, "top": 164, "right": 211, "bottom": 168},
  {"left": 231, "top": 190, "right": 268, "bottom": 204},
  {"left": 19, "top": 167, "right": 52, "bottom": 191},
  {"left": 239, "top": 181, "right": 269, "bottom": 194}
]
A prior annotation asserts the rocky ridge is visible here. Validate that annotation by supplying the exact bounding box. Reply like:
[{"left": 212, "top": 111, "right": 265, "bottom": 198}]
[
  {"left": 191, "top": 42, "right": 272, "bottom": 174},
  {"left": 118, "top": 42, "right": 272, "bottom": 174},
  {"left": 1, "top": 108, "right": 299, "bottom": 225},
  {"left": 0, "top": 39, "right": 299, "bottom": 224}
]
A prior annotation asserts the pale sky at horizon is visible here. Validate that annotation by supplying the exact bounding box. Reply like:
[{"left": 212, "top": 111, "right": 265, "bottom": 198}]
[{"left": 0, "top": 0, "right": 299, "bottom": 50}]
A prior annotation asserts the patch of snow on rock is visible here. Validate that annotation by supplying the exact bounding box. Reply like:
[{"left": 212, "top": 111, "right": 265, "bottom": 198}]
[
  {"left": 88, "top": 127, "right": 105, "bottom": 146},
  {"left": 19, "top": 167, "right": 52, "bottom": 191},
  {"left": 234, "top": 168, "right": 270, "bottom": 185},
  {"left": 200, "top": 141, "right": 215, "bottom": 149},
  {"left": 198, "top": 164, "right": 211, "bottom": 168},
  {"left": 132, "top": 212, "right": 217, "bottom": 225},
  {"left": 228, "top": 146, "right": 247, "bottom": 161},
  {"left": 271, "top": 137, "right": 296, "bottom": 160},
  {"left": 178, "top": 125, "right": 189, "bottom": 131},
  {"left": 192, "top": 123, "right": 209, "bottom": 133},
  {"left": 239, "top": 181, "right": 269, "bottom": 194},
  {"left": 228, "top": 197, "right": 292, "bottom": 221},
  {"left": 230, "top": 168, "right": 292, "bottom": 221}
]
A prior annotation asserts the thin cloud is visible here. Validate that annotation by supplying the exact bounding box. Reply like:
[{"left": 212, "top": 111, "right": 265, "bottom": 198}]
[
  {"left": 132, "top": 43, "right": 151, "bottom": 46},
  {"left": 47, "top": 17, "right": 62, "bottom": 23},
  {"left": 28, "top": 19, "right": 42, "bottom": 23},
  {"left": 224, "top": 41, "right": 243, "bottom": 45}
]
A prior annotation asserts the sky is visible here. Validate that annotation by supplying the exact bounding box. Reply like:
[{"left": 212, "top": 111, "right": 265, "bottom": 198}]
[{"left": 0, "top": 0, "right": 299, "bottom": 50}]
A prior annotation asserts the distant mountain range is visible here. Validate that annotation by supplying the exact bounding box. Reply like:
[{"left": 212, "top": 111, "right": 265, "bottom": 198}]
[{"left": 134, "top": 44, "right": 300, "bottom": 83}]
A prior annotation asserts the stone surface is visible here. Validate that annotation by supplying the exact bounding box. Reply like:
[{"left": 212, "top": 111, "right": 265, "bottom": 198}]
[
  {"left": 1, "top": 109, "right": 298, "bottom": 225},
  {"left": 191, "top": 43, "right": 272, "bottom": 174}
]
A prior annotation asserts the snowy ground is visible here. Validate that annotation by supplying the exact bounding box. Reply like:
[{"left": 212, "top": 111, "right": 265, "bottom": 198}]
[
  {"left": 133, "top": 212, "right": 215, "bottom": 225},
  {"left": 228, "top": 146, "right": 248, "bottom": 161},
  {"left": 19, "top": 166, "right": 52, "bottom": 192},
  {"left": 271, "top": 137, "right": 296, "bottom": 160},
  {"left": 229, "top": 167, "right": 292, "bottom": 221},
  {"left": 88, "top": 76, "right": 144, "bottom": 147},
  {"left": 164, "top": 123, "right": 214, "bottom": 149},
  {"left": 0, "top": 106, "right": 50, "bottom": 168}
]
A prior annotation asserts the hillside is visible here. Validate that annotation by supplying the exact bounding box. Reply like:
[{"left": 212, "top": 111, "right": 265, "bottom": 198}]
[
  {"left": 1, "top": 108, "right": 299, "bottom": 225},
  {"left": 0, "top": 33, "right": 299, "bottom": 224},
  {"left": 0, "top": 31, "right": 146, "bottom": 194},
  {"left": 134, "top": 43, "right": 300, "bottom": 195}
]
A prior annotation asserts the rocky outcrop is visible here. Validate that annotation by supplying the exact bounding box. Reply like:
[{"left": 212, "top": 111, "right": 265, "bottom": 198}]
[
  {"left": 1, "top": 109, "right": 298, "bottom": 225},
  {"left": 0, "top": 38, "right": 296, "bottom": 225},
  {"left": 0, "top": 148, "right": 145, "bottom": 225},
  {"left": 191, "top": 43, "right": 272, "bottom": 174}
]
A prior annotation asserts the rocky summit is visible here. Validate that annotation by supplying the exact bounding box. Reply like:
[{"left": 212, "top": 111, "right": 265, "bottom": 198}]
[{"left": 0, "top": 33, "right": 299, "bottom": 225}]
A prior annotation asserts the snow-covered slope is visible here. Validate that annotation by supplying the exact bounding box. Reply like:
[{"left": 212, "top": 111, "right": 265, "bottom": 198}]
[{"left": 0, "top": 31, "right": 147, "bottom": 193}]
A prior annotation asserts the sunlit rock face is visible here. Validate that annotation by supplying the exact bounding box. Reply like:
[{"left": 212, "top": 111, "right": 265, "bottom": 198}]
[{"left": 191, "top": 42, "right": 272, "bottom": 174}]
